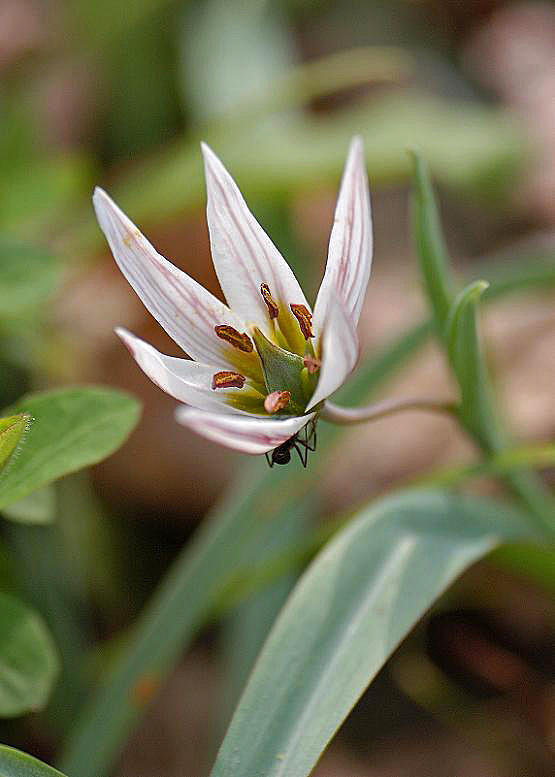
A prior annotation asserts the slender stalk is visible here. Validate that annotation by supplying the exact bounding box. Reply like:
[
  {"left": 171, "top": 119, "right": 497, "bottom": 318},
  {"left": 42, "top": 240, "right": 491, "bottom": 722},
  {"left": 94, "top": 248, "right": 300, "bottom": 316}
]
[{"left": 321, "top": 396, "right": 457, "bottom": 425}]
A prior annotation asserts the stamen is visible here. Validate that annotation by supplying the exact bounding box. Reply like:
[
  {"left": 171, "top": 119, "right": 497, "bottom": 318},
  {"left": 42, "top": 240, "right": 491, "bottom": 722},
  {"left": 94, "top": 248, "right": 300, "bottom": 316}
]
[
  {"left": 290, "top": 304, "right": 314, "bottom": 340},
  {"left": 303, "top": 355, "right": 321, "bottom": 374},
  {"left": 211, "top": 371, "right": 246, "bottom": 390},
  {"left": 214, "top": 325, "right": 253, "bottom": 353},
  {"left": 264, "top": 390, "right": 291, "bottom": 414},
  {"left": 260, "top": 283, "right": 279, "bottom": 319}
]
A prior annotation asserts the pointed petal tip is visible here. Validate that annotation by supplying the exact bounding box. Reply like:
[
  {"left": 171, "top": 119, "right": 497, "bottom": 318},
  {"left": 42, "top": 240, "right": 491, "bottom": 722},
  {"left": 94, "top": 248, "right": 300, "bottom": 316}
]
[
  {"left": 114, "top": 326, "right": 138, "bottom": 354},
  {"left": 114, "top": 325, "right": 131, "bottom": 341},
  {"left": 200, "top": 141, "right": 219, "bottom": 168},
  {"left": 92, "top": 186, "right": 117, "bottom": 225},
  {"left": 92, "top": 186, "right": 110, "bottom": 207}
]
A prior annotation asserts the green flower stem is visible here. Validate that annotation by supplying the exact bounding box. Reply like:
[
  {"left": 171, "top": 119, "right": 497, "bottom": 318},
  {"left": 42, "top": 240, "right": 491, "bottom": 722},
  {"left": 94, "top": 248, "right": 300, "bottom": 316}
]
[{"left": 321, "top": 396, "right": 456, "bottom": 425}]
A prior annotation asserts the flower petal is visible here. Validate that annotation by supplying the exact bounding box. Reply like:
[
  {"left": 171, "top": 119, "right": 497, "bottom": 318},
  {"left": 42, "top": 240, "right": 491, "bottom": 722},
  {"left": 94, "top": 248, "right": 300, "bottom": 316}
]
[
  {"left": 116, "top": 327, "right": 261, "bottom": 414},
  {"left": 305, "top": 295, "right": 359, "bottom": 412},
  {"left": 313, "top": 136, "right": 372, "bottom": 336},
  {"left": 175, "top": 406, "right": 315, "bottom": 455},
  {"left": 202, "top": 143, "right": 310, "bottom": 345},
  {"left": 93, "top": 187, "right": 259, "bottom": 374}
]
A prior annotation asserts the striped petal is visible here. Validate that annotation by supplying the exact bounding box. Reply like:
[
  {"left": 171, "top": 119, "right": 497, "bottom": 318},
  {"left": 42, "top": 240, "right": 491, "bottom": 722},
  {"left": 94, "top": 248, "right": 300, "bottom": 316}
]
[
  {"left": 175, "top": 406, "right": 315, "bottom": 455},
  {"left": 305, "top": 295, "right": 359, "bottom": 412},
  {"left": 116, "top": 328, "right": 263, "bottom": 414},
  {"left": 93, "top": 187, "right": 261, "bottom": 380},
  {"left": 202, "top": 143, "right": 310, "bottom": 351},
  {"left": 313, "top": 136, "right": 372, "bottom": 337}
]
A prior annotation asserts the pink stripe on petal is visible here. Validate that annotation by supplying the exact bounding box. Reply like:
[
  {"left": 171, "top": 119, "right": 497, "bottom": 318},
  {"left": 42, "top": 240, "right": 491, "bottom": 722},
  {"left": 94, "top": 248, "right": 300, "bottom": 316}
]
[
  {"left": 116, "top": 328, "right": 250, "bottom": 414},
  {"left": 313, "top": 137, "right": 373, "bottom": 337},
  {"left": 93, "top": 187, "right": 248, "bottom": 369},
  {"left": 175, "top": 406, "right": 315, "bottom": 455},
  {"left": 305, "top": 295, "right": 359, "bottom": 412},
  {"left": 202, "top": 143, "right": 310, "bottom": 336}
]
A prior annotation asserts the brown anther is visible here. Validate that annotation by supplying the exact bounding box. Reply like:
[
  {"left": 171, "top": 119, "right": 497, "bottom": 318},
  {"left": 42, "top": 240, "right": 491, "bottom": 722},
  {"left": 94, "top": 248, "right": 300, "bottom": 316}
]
[
  {"left": 264, "top": 390, "right": 291, "bottom": 414},
  {"left": 290, "top": 304, "right": 314, "bottom": 339},
  {"left": 260, "top": 283, "right": 279, "bottom": 319},
  {"left": 211, "top": 371, "right": 246, "bottom": 390},
  {"left": 214, "top": 325, "right": 253, "bottom": 353},
  {"left": 303, "top": 355, "right": 321, "bottom": 374}
]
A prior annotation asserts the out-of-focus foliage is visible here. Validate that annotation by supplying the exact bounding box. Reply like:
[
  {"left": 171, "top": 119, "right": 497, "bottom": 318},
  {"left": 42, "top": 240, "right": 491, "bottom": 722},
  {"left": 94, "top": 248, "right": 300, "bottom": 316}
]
[
  {"left": 0, "top": 592, "right": 58, "bottom": 717},
  {"left": 0, "top": 388, "right": 140, "bottom": 513},
  {"left": 0, "top": 241, "right": 60, "bottom": 319},
  {"left": 0, "top": 746, "right": 68, "bottom": 777}
]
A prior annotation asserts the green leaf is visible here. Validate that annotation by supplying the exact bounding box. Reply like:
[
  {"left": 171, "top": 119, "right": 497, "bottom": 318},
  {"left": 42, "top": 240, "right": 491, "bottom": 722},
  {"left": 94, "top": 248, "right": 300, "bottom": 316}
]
[
  {"left": 0, "top": 592, "right": 59, "bottom": 717},
  {"left": 0, "top": 387, "right": 141, "bottom": 510},
  {"left": 0, "top": 746, "right": 68, "bottom": 777},
  {"left": 409, "top": 149, "right": 454, "bottom": 330},
  {"left": 446, "top": 280, "right": 499, "bottom": 449},
  {"left": 209, "top": 491, "right": 535, "bottom": 777},
  {"left": 0, "top": 415, "right": 31, "bottom": 472},
  {"left": 2, "top": 486, "right": 56, "bottom": 525},
  {"left": 0, "top": 240, "right": 60, "bottom": 318}
]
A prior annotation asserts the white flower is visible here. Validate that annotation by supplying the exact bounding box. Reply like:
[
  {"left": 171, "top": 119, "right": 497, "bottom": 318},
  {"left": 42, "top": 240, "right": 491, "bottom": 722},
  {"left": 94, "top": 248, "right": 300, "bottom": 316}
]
[{"left": 93, "top": 137, "right": 372, "bottom": 459}]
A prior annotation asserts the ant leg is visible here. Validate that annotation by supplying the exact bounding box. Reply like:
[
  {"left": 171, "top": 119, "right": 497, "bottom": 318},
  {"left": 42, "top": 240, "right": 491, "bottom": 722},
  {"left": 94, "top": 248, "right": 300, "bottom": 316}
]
[
  {"left": 306, "top": 425, "right": 317, "bottom": 452},
  {"left": 301, "top": 420, "right": 317, "bottom": 452},
  {"left": 293, "top": 442, "right": 308, "bottom": 468},
  {"left": 265, "top": 452, "right": 274, "bottom": 468}
]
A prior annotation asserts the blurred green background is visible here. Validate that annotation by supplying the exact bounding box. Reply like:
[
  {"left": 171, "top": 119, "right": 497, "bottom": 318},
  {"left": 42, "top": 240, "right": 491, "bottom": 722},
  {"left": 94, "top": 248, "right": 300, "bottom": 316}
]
[{"left": 0, "top": 1, "right": 553, "bottom": 776}]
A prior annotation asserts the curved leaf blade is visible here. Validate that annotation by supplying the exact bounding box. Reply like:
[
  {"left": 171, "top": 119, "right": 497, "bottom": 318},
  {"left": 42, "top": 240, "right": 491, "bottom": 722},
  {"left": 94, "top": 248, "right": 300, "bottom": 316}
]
[
  {"left": 409, "top": 150, "right": 454, "bottom": 330},
  {"left": 210, "top": 490, "right": 534, "bottom": 777},
  {"left": 0, "top": 593, "right": 59, "bottom": 717},
  {"left": 0, "top": 387, "right": 141, "bottom": 510},
  {"left": 0, "top": 746, "right": 68, "bottom": 777},
  {"left": 446, "top": 279, "right": 499, "bottom": 448}
]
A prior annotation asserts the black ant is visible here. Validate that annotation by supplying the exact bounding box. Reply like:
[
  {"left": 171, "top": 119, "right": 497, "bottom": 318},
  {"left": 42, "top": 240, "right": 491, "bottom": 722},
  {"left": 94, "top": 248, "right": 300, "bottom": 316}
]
[{"left": 265, "top": 419, "right": 317, "bottom": 468}]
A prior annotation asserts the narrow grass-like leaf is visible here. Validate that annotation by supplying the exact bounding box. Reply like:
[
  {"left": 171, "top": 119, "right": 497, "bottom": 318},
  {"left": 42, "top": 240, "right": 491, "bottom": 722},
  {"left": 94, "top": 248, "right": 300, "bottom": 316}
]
[
  {"left": 411, "top": 154, "right": 554, "bottom": 536},
  {"left": 446, "top": 280, "right": 500, "bottom": 449},
  {"left": 409, "top": 150, "right": 454, "bottom": 329},
  {"left": 0, "top": 592, "right": 59, "bottom": 717},
  {"left": 0, "top": 387, "right": 140, "bottom": 509},
  {"left": 209, "top": 490, "right": 535, "bottom": 777},
  {"left": 0, "top": 746, "right": 68, "bottom": 777}
]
